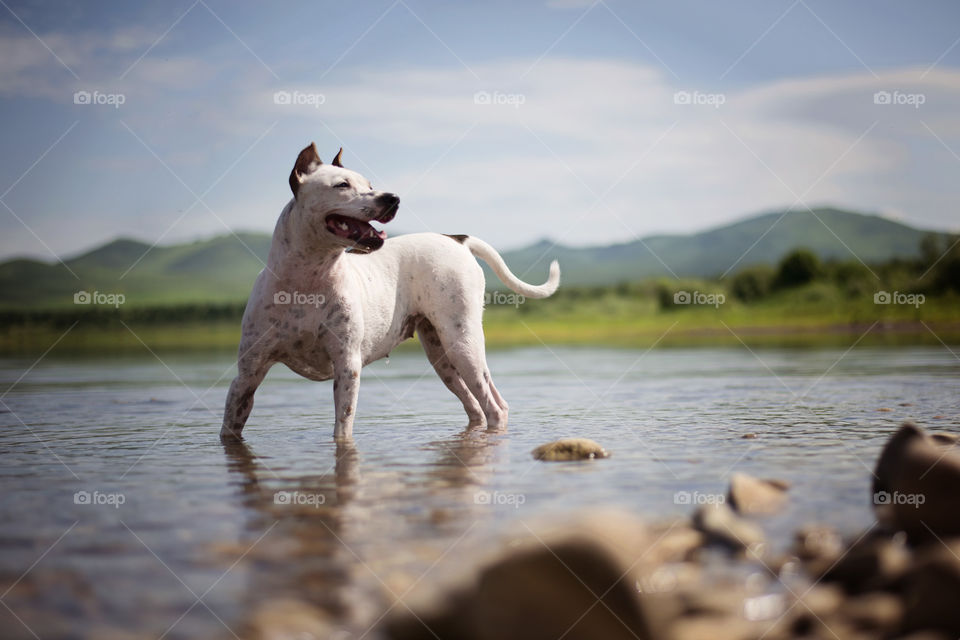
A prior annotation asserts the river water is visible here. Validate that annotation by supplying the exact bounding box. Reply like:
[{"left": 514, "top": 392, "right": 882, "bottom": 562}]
[{"left": 0, "top": 345, "right": 957, "bottom": 638}]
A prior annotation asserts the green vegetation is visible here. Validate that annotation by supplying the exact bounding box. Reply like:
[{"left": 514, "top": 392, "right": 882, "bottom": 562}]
[
  {"left": 0, "top": 208, "right": 951, "bottom": 308},
  {"left": 2, "top": 234, "right": 957, "bottom": 354}
]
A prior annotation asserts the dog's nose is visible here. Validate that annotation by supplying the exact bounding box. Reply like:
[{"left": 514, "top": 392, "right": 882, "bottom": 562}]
[{"left": 376, "top": 192, "right": 400, "bottom": 208}]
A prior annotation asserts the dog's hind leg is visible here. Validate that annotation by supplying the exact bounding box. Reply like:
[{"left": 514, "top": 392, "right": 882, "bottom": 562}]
[
  {"left": 220, "top": 348, "right": 273, "bottom": 441},
  {"left": 435, "top": 326, "right": 509, "bottom": 430},
  {"left": 485, "top": 367, "right": 509, "bottom": 413},
  {"left": 417, "top": 319, "right": 485, "bottom": 427}
]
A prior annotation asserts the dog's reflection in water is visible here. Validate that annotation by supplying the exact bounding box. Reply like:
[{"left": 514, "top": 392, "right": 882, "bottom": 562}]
[
  {"left": 220, "top": 429, "right": 505, "bottom": 635},
  {"left": 220, "top": 439, "right": 362, "bottom": 624}
]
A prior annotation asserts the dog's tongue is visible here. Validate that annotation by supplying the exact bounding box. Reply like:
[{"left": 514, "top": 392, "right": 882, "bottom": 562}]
[
  {"left": 358, "top": 226, "right": 386, "bottom": 246},
  {"left": 325, "top": 214, "right": 386, "bottom": 247}
]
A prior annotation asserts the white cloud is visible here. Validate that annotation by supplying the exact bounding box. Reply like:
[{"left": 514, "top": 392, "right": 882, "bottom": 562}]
[
  {"left": 3, "top": 27, "right": 960, "bottom": 259},
  {"left": 256, "top": 59, "right": 960, "bottom": 246}
]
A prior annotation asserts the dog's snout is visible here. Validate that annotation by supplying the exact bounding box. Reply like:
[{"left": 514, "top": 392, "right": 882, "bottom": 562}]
[
  {"left": 376, "top": 192, "right": 400, "bottom": 208},
  {"left": 375, "top": 192, "right": 400, "bottom": 223}
]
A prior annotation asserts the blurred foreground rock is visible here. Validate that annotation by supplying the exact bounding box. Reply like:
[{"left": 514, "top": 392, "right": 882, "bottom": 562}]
[
  {"left": 727, "top": 473, "right": 790, "bottom": 515},
  {"left": 692, "top": 502, "right": 764, "bottom": 552},
  {"left": 246, "top": 598, "right": 335, "bottom": 640},
  {"left": 872, "top": 422, "right": 960, "bottom": 543},
  {"left": 386, "top": 510, "right": 657, "bottom": 640},
  {"left": 383, "top": 422, "right": 960, "bottom": 640}
]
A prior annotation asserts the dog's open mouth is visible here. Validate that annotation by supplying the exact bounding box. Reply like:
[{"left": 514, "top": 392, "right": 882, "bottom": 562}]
[{"left": 325, "top": 214, "right": 387, "bottom": 251}]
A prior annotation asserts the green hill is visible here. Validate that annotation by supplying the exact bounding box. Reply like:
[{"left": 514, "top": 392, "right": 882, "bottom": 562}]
[
  {"left": 0, "top": 209, "right": 948, "bottom": 309},
  {"left": 493, "top": 208, "right": 945, "bottom": 286}
]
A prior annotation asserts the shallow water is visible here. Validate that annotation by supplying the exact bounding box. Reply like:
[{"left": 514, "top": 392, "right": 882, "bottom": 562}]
[{"left": 0, "top": 345, "right": 958, "bottom": 639}]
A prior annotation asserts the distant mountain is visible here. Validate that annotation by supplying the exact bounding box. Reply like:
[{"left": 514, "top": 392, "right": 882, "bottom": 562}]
[
  {"left": 493, "top": 208, "right": 945, "bottom": 286},
  {"left": 0, "top": 233, "right": 272, "bottom": 308},
  {"left": 0, "top": 209, "right": 947, "bottom": 308}
]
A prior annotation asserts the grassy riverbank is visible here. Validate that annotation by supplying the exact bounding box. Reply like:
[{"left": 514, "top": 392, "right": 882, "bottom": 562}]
[{"left": 1, "top": 285, "right": 957, "bottom": 354}]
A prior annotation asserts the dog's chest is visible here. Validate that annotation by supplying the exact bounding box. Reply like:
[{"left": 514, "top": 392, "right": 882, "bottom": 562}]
[{"left": 265, "top": 299, "right": 353, "bottom": 380}]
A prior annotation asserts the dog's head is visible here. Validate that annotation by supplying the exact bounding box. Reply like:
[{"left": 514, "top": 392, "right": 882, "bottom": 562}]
[{"left": 289, "top": 143, "right": 399, "bottom": 253}]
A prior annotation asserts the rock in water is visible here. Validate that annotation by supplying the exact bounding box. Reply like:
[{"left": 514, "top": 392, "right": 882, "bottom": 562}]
[
  {"left": 246, "top": 598, "right": 333, "bottom": 640},
  {"left": 385, "top": 510, "right": 659, "bottom": 640},
  {"left": 691, "top": 503, "right": 764, "bottom": 552},
  {"left": 902, "top": 539, "right": 960, "bottom": 635},
  {"left": 872, "top": 422, "right": 960, "bottom": 542},
  {"left": 727, "top": 472, "right": 789, "bottom": 515},
  {"left": 532, "top": 438, "right": 610, "bottom": 461},
  {"left": 470, "top": 539, "right": 652, "bottom": 640}
]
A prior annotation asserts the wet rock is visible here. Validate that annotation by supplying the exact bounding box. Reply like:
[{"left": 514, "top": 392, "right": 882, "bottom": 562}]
[
  {"left": 670, "top": 614, "right": 761, "bottom": 640},
  {"left": 765, "top": 584, "right": 847, "bottom": 640},
  {"left": 842, "top": 591, "right": 902, "bottom": 632},
  {"left": 691, "top": 503, "right": 764, "bottom": 553},
  {"left": 385, "top": 510, "right": 659, "bottom": 640},
  {"left": 872, "top": 422, "right": 960, "bottom": 542},
  {"left": 795, "top": 583, "right": 845, "bottom": 621},
  {"left": 637, "top": 561, "right": 702, "bottom": 595},
  {"left": 470, "top": 539, "right": 653, "bottom": 640},
  {"left": 814, "top": 532, "right": 910, "bottom": 594},
  {"left": 929, "top": 432, "right": 959, "bottom": 446},
  {"left": 531, "top": 438, "right": 609, "bottom": 461},
  {"left": 727, "top": 473, "right": 790, "bottom": 515},
  {"left": 901, "top": 540, "right": 960, "bottom": 636},
  {"left": 793, "top": 524, "right": 844, "bottom": 562},
  {"left": 246, "top": 598, "right": 334, "bottom": 640},
  {"left": 679, "top": 580, "right": 750, "bottom": 618},
  {"left": 646, "top": 522, "right": 704, "bottom": 563}
]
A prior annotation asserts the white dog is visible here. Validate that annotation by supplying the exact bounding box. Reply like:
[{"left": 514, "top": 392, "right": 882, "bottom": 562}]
[{"left": 220, "top": 143, "right": 560, "bottom": 440}]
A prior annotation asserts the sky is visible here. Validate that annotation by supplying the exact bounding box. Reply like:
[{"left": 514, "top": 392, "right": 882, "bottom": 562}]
[{"left": 1, "top": 0, "right": 959, "bottom": 263}]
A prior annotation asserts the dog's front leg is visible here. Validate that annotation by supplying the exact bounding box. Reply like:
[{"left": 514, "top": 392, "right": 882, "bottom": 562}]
[
  {"left": 332, "top": 354, "right": 362, "bottom": 439},
  {"left": 221, "top": 365, "right": 270, "bottom": 440}
]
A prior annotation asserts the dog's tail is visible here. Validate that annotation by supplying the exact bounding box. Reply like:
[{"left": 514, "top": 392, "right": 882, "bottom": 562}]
[{"left": 462, "top": 236, "right": 560, "bottom": 299}]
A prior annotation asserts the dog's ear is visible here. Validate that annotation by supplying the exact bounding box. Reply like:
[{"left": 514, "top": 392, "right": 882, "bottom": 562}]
[
  {"left": 331, "top": 147, "right": 344, "bottom": 168},
  {"left": 289, "top": 142, "right": 323, "bottom": 198}
]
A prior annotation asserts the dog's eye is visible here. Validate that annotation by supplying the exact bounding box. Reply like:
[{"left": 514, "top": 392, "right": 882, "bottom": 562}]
[{"left": 335, "top": 181, "right": 350, "bottom": 189}]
